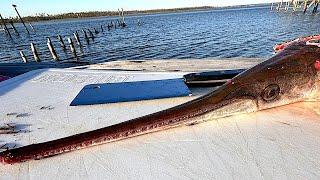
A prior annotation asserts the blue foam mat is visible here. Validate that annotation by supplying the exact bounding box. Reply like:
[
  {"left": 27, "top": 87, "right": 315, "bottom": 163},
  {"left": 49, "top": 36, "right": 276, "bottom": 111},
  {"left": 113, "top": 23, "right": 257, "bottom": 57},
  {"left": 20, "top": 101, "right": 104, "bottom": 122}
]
[{"left": 70, "top": 78, "right": 191, "bottom": 106}]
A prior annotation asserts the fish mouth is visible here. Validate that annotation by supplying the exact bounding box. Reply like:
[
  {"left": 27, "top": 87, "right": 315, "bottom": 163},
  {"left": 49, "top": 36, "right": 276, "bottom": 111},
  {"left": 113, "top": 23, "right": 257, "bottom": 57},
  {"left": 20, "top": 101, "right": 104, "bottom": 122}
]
[{"left": 201, "top": 98, "right": 258, "bottom": 121}]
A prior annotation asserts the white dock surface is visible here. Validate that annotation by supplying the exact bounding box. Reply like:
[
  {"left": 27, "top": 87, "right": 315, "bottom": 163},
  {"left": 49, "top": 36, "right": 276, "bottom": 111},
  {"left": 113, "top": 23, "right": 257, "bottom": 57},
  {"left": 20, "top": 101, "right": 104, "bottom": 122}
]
[{"left": 0, "top": 59, "right": 320, "bottom": 179}]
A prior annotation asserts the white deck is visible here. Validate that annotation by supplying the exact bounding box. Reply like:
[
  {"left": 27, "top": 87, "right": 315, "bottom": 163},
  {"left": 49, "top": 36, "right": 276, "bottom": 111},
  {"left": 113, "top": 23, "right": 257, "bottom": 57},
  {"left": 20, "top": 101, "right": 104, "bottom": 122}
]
[{"left": 0, "top": 59, "right": 320, "bottom": 179}]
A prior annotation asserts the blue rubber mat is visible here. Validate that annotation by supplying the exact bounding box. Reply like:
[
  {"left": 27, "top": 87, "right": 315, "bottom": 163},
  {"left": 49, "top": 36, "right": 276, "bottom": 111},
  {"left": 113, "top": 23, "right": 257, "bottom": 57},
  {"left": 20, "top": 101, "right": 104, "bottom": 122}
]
[{"left": 70, "top": 78, "right": 191, "bottom": 106}]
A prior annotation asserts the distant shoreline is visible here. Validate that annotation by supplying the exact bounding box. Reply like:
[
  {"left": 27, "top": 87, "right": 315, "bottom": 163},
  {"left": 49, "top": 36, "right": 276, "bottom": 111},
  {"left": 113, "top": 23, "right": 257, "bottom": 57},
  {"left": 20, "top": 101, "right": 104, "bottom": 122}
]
[{"left": 2, "top": 4, "right": 269, "bottom": 24}]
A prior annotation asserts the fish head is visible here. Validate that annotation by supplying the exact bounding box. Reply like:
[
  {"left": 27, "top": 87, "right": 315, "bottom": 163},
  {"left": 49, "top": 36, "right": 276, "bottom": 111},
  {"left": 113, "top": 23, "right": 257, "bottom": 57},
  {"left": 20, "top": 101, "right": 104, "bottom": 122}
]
[{"left": 225, "top": 40, "right": 320, "bottom": 112}]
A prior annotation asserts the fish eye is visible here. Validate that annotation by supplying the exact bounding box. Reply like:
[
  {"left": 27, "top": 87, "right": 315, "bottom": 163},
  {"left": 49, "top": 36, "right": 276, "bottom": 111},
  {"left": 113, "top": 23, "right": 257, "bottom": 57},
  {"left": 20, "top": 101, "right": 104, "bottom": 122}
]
[{"left": 262, "top": 84, "right": 280, "bottom": 102}]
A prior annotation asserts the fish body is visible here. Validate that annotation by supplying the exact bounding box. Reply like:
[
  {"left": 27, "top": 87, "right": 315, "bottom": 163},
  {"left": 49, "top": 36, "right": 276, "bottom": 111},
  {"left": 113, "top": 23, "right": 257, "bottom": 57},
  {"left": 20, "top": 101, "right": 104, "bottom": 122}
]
[{"left": 1, "top": 39, "right": 320, "bottom": 164}]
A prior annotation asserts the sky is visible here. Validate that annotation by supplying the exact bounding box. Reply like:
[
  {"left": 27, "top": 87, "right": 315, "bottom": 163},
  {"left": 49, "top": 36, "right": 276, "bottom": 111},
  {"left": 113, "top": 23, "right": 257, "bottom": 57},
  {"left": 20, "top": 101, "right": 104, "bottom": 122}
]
[{"left": 0, "top": 0, "right": 279, "bottom": 17}]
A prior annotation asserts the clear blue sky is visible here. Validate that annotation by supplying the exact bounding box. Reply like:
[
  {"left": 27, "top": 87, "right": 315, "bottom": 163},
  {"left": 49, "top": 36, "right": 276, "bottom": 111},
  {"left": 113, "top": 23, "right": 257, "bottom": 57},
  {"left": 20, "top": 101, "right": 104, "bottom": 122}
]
[{"left": 0, "top": 0, "right": 277, "bottom": 17}]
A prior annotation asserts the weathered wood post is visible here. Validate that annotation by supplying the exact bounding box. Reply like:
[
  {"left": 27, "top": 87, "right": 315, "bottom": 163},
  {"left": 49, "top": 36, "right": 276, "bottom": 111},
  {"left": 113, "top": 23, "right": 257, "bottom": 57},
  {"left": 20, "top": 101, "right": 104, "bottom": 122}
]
[
  {"left": 87, "top": 29, "right": 94, "bottom": 40},
  {"left": 47, "top": 38, "right": 59, "bottom": 61},
  {"left": 29, "top": 23, "right": 35, "bottom": 32},
  {"left": 313, "top": 0, "right": 319, "bottom": 13},
  {"left": 0, "top": 14, "right": 12, "bottom": 38},
  {"left": 276, "top": 2, "right": 281, "bottom": 11},
  {"left": 12, "top": 4, "right": 30, "bottom": 34},
  {"left": 303, "top": 0, "right": 308, "bottom": 13},
  {"left": 118, "top": 9, "right": 122, "bottom": 26},
  {"left": 82, "top": 29, "right": 89, "bottom": 44},
  {"left": 67, "top": 38, "right": 78, "bottom": 60},
  {"left": 121, "top": 8, "right": 126, "bottom": 27},
  {"left": 19, "top": 51, "right": 28, "bottom": 63},
  {"left": 285, "top": 1, "right": 289, "bottom": 11},
  {"left": 73, "top": 31, "right": 81, "bottom": 46},
  {"left": 94, "top": 27, "right": 99, "bottom": 34},
  {"left": 30, "top": 43, "right": 40, "bottom": 62},
  {"left": 279, "top": 0, "right": 283, "bottom": 11},
  {"left": 57, "top": 35, "right": 66, "bottom": 49},
  {"left": 9, "top": 21, "right": 19, "bottom": 35},
  {"left": 100, "top": 25, "right": 104, "bottom": 32}
]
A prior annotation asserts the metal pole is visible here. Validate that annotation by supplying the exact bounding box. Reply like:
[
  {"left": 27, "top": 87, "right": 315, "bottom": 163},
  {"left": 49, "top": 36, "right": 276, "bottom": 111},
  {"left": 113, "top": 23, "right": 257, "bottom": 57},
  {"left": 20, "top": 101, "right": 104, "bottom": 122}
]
[
  {"left": 0, "top": 14, "right": 12, "bottom": 38},
  {"left": 12, "top": 4, "right": 30, "bottom": 34}
]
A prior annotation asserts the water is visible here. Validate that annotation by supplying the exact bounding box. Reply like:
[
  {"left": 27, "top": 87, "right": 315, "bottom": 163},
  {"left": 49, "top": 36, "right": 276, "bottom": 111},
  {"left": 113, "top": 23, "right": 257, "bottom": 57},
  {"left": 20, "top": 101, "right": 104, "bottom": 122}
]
[{"left": 1, "top": 6, "right": 320, "bottom": 64}]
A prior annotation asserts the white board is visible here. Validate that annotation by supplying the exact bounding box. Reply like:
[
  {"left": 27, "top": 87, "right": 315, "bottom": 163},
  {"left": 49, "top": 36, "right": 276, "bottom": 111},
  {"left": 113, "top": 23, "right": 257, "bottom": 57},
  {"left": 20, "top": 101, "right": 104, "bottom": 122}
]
[{"left": 0, "top": 68, "right": 320, "bottom": 179}]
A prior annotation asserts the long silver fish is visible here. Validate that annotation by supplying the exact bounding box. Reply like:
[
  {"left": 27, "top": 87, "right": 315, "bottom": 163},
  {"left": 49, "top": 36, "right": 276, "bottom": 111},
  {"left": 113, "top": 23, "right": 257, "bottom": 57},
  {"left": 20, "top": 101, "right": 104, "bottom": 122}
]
[{"left": 1, "top": 39, "right": 320, "bottom": 164}]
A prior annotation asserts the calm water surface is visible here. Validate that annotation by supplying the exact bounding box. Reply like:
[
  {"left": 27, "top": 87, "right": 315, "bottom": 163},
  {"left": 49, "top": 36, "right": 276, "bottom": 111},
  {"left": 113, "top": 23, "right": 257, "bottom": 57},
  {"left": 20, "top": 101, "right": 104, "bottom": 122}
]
[{"left": 0, "top": 6, "right": 320, "bottom": 63}]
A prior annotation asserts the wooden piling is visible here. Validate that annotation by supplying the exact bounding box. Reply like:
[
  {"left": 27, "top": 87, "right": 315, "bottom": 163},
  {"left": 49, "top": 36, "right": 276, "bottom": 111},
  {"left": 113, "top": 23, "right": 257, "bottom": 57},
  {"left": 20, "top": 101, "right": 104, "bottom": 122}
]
[
  {"left": 87, "top": 29, "right": 94, "bottom": 40},
  {"left": 100, "top": 25, "right": 104, "bottom": 32},
  {"left": 12, "top": 4, "right": 30, "bottom": 34},
  {"left": 30, "top": 43, "right": 40, "bottom": 62},
  {"left": 276, "top": 3, "right": 280, "bottom": 11},
  {"left": 94, "top": 27, "right": 99, "bottom": 34},
  {"left": 47, "top": 38, "right": 59, "bottom": 61},
  {"left": 303, "top": 0, "right": 308, "bottom": 13},
  {"left": 19, "top": 51, "right": 28, "bottom": 63},
  {"left": 57, "top": 35, "right": 66, "bottom": 49},
  {"left": 0, "top": 14, "right": 12, "bottom": 38},
  {"left": 9, "top": 21, "right": 19, "bottom": 35},
  {"left": 67, "top": 38, "right": 78, "bottom": 59},
  {"left": 118, "top": 9, "right": 122, "bottom": 26},
  {"left": 285, "top": 1, "right": 289, "bottom": 11},
  {"left": 29, "top": 23, "right": 35, "bottom": 32},
  {"left": 279, "top": 0, "right": 284, "bottom": 11},
  {"left": 121, "top": 8, "right": 126, "bottom": 27},
  {"left": 313, "top": 1, "right": 319, "bottom": 13},
  {"left": 73, "top": 31, "right": 81, "bottom": 46},
  {"left": 82, "top": 29, "right": 89, "bottom": 44}
]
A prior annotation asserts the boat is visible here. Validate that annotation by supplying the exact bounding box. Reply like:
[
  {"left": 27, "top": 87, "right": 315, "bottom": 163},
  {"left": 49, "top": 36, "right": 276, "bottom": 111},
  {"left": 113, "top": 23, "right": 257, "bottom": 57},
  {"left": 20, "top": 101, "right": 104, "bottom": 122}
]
[
  {"left": 0, "top": 75, "right": 9, "bottom": 82},
  {"left": 1, "top": 58, "right": 320, "bottom": 179}
]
